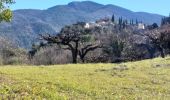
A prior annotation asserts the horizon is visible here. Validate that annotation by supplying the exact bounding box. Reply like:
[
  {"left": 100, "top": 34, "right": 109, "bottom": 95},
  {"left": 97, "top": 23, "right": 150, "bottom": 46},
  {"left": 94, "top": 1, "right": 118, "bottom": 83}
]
[{"left": 11, "top": 0, "right": 169, "bottom": 16}]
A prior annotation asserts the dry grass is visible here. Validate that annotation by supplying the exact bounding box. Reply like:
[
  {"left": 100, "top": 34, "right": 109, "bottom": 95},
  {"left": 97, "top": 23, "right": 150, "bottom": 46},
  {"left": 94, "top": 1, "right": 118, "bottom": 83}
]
[{"left": 0, "top": 57, "right": 170, "bottom": 99}]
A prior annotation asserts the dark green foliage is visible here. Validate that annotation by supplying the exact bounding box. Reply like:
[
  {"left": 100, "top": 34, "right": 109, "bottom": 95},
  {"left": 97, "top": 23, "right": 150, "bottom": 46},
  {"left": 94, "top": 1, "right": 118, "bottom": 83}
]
[
  {"left": 103, "top": 36, "right": 124, "bottom": 62},
  {"left": 118, "top": 17, "right": 123, "bottom": 25},
  {"left": 122, "top": 21, "right": 126, "bottom": 29},
  {"left": 111, "top": 40, "right": 124, "bottom": 58},
  {"left": 111, "top": 14, "right": 115, "bottom": 23},
  {"left": 130, "top": 19, "right": 135, "bottom": 25},
  {"left": 136, "top": 19, "right": 138, "bottom": 25},
  {"left": 161, "top": 16, "right": 170, "bottom": 26},
  {"left": 118, "top": 17, "right": 123, "bottom": 30},
  {"left": 147, "top": 23, "right": 159, "bottom": 30},
  {"left": 130, "top": 19, "right": 134, "bottom": 25},
  {"left": 118, "top": 17, "right": 128, "bottom": 30},
  {"left": 152, "top": 23, "right": 158, "bottom": 29},
  {"left": 161, "top": 17, "right": 166, "bottom": 25}
]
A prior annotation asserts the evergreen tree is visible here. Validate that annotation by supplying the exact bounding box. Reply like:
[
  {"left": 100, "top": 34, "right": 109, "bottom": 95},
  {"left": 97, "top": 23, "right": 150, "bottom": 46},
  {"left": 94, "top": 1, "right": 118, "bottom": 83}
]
[
  {"left": 130, "top": 19, "right": 134, "bottom": 25},
  {"left": 111, "top": 14, "right": 115, "bottom": 23},
  {"left": 130, "top": 20, "right": 132, "bottom": 25},
  {"left": 118, "top": 17, "right": 123, "bottom": 25},
  {"left": 118, "top": 17, "right": 123, "bottom": 30},
  {"left": 124, "top": 19, "right": 128, "bottom": 25},
  {"left": 136, "top": 19, "right": 138, "bottom": 25},
  {"left": 161, "top": 17, "right": 165, "bottom": 26},
  {"left": 132, "top": 19, "right": 134, "bottom": 25},
  {"left": 122, "top": 21, "right": 126, "bottom": 29}
]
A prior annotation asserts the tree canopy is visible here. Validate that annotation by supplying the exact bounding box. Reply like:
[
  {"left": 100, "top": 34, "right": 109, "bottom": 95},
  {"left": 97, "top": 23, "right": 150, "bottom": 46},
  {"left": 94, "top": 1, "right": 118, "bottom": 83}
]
[
  {"left": 41, "top": 22, "right": 101, "bottom": 63},
  {"left": 0, "top": 0, "right": 15, "bottom": 22}
]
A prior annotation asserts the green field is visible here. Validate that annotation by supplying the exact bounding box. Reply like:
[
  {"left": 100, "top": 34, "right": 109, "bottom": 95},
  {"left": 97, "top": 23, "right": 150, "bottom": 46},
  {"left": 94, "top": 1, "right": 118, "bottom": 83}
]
[{"left": 0, "top": 57, "right": 170, "bottom": 100}]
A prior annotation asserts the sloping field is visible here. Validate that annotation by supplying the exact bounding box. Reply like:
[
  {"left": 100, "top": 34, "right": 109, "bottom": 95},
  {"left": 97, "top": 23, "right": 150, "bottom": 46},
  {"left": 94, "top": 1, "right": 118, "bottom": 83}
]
[{"left": 0, "top": 57, "right": 170, "bottom": 100}]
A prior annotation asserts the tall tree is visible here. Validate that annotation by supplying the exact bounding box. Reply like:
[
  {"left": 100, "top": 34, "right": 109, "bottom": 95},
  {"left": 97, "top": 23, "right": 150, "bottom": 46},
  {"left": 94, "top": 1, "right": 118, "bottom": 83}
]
[
  {"left": 145, "top": 29, "right": 170, "bottom": 58},
  {"left": 0, "top": 0, "right": 15, "bottom": 22},
  {"left": 122, "top": 21, "right": 126, "bottom": 29},
  {"left": 118, "top": 17, "right": 123, "bottom": 30},
  {"left": 41, "top": 22, "right": 101, "bottom": 63},
  {"left": 136, "top": 19, "right": 138, "bottom": 25},
  {"left": 161, "top": 17, "right": 166, "bottom": 26},
  {"left": 130, "top": 19, "right": 134, "bottom": 25},
  {"left": 111, "top": 14, "right": 115, "bottom": 23},
  {"left": 103, "top": 35, "right": 124, "bottom": 62},
  {"left": 132, "top": 19, "right": 134, "bottom": 25}
]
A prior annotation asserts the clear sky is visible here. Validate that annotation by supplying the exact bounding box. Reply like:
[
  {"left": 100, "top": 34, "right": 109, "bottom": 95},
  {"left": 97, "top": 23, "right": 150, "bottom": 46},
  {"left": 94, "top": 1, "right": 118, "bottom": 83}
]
[{"left": 11, "top": 0, "right": 169, "bottom": 16}]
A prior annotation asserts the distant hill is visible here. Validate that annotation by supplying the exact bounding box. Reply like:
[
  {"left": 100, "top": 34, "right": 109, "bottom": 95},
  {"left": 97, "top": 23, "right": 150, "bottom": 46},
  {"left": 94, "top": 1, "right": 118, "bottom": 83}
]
[{"left": 0, "top": 1, "right": 163, "bottom": 48}]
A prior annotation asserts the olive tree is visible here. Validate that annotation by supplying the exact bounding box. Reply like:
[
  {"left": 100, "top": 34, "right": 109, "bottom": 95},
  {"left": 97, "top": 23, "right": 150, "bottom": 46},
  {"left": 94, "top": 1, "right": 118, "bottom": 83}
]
[
  {"left": 145, "top": 29, "right": 170, "bottom": 58},
  {"left": 41, "top": 22, "right": 101, "bottom": 63}
]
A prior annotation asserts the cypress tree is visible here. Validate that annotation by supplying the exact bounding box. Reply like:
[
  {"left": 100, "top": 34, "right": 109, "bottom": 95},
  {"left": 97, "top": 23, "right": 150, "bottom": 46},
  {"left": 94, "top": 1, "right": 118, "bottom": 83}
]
[
  {"left": 136, "top": 19, "right": 138, "bottom": 25},
  {"left": 112, "top": 14, "right": 115, "bottom": 23}
]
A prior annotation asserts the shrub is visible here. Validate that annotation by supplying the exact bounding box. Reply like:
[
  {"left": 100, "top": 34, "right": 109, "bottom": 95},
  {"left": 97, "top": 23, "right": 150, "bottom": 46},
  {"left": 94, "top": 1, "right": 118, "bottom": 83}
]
[
  {"left": 0, "top": 36, "right": 28, "bottom": 65},
  {"left": 31, "top": 45, "right": 72, "bottom": 65}
]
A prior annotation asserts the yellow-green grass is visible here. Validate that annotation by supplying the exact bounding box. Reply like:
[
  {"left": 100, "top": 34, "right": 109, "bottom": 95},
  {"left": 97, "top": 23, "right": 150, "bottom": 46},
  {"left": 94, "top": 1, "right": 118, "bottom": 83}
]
[{"left": 0, "top": 57, "right": 170, "bottom": 100}]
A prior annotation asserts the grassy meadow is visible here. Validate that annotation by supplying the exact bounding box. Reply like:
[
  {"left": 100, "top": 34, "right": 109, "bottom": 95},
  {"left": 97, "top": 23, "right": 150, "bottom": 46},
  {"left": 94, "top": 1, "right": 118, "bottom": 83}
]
[{"left": 0, "top": 57, "right": 170, "bottom": 100}]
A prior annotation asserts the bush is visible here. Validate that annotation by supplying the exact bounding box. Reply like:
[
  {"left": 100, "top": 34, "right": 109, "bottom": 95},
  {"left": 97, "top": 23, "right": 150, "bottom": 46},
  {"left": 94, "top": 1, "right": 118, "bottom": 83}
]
[
  {"left": 31, "top": 45, "right": 72, "bottom": 65},
  {"left": 0, "top": 36, "right": 28, "bottom": 65}
]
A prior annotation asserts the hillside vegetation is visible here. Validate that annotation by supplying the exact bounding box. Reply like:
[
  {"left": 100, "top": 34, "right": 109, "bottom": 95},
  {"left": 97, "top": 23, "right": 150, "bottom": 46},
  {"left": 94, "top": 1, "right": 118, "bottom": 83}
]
[
  {"left": 0, "top": 57, "right": 170, "bottom": 99},
  {"left": 0, "top": 1, "right": 163, "bottom": 48}
]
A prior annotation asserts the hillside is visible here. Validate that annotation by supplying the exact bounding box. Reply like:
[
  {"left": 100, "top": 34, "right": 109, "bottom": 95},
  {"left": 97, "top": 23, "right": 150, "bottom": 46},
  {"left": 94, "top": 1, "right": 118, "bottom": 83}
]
[
  {"left": 0, "top": 57, "right": 170, "bottom": 99},
  {"left": 0, "top": 1, "right": 163, "bottom": 48}
]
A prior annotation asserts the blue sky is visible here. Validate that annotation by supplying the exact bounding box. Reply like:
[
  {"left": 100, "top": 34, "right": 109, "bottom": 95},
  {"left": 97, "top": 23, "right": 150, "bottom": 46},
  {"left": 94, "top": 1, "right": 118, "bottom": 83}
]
[{"left": 11, "top": 0, "right": 169, "bottom": 16}]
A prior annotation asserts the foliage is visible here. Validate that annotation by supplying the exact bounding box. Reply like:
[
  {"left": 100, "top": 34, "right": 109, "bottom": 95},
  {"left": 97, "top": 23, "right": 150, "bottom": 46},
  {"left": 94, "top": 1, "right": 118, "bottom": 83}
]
[
  {"left": 103, "top": 35, "right": 124, "bottom": 62},
  {"left": 145, "top": 27, "right": 170, "bottom": 58},
  {"left": 41, "top": 22, "right": 101, "bottom": 63},
  {"left": 31, "top": 45, "right": 72, "bottom": 65},
  {"left": 0, "top": 0, "right": 14, "bottom": 22},
  {"left": 111, "top": 14, "right": 115, "bottom": 23},
  {"left": 29, "top": 19, "right": 169, "bottom": 64},
  {"left": 0, "top": 1, "right": 163, "bottom": 48},
  {"left": 0, "top": 36, "right": 28, "bottom": 65},
  {"left": 161, "top": 16, "right": 170, "bottom": 26},
  {"left": 147, "top": 23, "right": 159, "bottom": 30}
]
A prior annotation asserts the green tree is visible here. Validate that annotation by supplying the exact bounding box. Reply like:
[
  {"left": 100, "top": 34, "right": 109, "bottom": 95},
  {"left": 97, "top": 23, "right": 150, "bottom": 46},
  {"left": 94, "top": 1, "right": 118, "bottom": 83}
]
[
  {"left": 103, "top": 35, "right": 124, "bottom": 62},
  {"left": 146, "top": 29, "right": 170, "bottom": 58},
  {"left": 161, "top": 17, "right": 166, "bottom": 26},
  {"left": 118, "top": 17, "right": 123, "bottom": 25},
  {"left": 41, "top": 22, "right": 101, "bottom": 63},
  {"left": 122, "top": 20, "right": 126, "bottom": 29},
  {"left": 111, "top": 14, "right": 115, "bottom": 23},
  {"left": 118, "top": 17, "right": 123, "bottom": 30},
  {"left": 0, "top": 0, "right": 15, "bottom": 22},
  {"left": 136, "top": 19, "right": 138, "bottom": 25}
]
